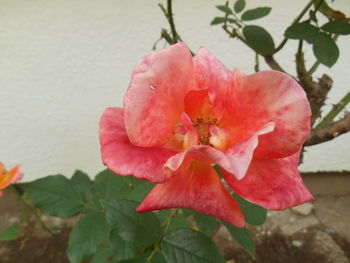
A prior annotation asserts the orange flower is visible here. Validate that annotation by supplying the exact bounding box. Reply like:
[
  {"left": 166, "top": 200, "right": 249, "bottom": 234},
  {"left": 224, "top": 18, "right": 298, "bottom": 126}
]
[{"left": 0, "top": 162, "right": 23, "bottom": 196}]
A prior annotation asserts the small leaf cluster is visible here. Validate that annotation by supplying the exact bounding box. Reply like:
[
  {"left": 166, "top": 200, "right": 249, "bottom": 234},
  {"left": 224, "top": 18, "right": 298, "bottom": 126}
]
[
  {"left": 285, "top": 18, "right": 350, "bottom": 67},
  {"left": 13, "top": 168, "right": 268, "bottom": 263},
  {"left": 211, "top": 0, "right": 275, "bottom": 56},
  {"left": 212, "top": 0, "right": 350, "bottom": 68}
]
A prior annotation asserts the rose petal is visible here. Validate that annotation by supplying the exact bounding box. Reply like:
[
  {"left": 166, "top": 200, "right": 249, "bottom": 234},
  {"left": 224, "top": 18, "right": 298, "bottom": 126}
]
[
  {"left": 225, "top": 69, "right": 311, "bottom": 158},
  {"left": 124, "top": 42, "right": 195, "bottom": 147},
  {"left": 165, "top": 123, "right": 274, "bottom": 180},
  {"left": 99, "top": 107, "right": 176, "bottom": 183},
  {"left": 184, "top": 89, "right": 214, "bottom": 120},
  {"left": 194, "top": 47, "right": 231, "bottom": 114},
  {"left": 223, "top": 150, "right": 314, "bottom": 210},
  {"left": 137, "top": 160, "right": 244, "bottom": 227},
  {"left": 181, "top": 113, "right": 198, "bottom": 149}
]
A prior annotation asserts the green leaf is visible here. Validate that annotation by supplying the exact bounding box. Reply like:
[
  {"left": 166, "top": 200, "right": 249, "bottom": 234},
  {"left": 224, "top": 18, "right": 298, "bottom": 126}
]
[
  {"left": 71, "top": 170, "right": 93, "bottom": 203},
  {"left": 125, "top": 176, "right": 146, "bottom": 188},
  {"left": 213, "top": 164, "right": 223, "bottom": 178},
  {"left": 126, "top": 181, "right": 154, "bottom": 203},
  {"left": 193, "top": 211, "right": 217, "bottom": 235},
  {"left": 24, "top": 175, "right": 85, "bottom": 218},
  {"left": 0, "top": 224, "right": 21, "bottom": 241},
  {"left": 210, "top": 17, "right": 226, "bottom": 25},
  {"left": 223, "top": 222, "right": 255, "bottom": 258},
  {"left": 216, "top": 5, "right": 233, "bottom": 15},
  {"left": 156, "top": 210, "right": 189, "bottom": 232},
  {"left": 284, "top": 22, "right": 319, "bottom": 41},
  {"left": 118, "top": 253, "right": 166, "bottom": 263},
  {"left": 234, "top": 0, "right": 246, "bottom": 13},
  {"left": 68, "top": 211, "right": 110, "bottom": 263},
  {"left": 110, "top": 229, "right": 138, "bottom": 260},
  {"left": 312, "top": 33, "right": 339, "bottom": 67},
  {"left": 162, "top": 229, "right": 226, "bottom": 263},
  {"left": 71, "top": 170, "right": 92, "bottom": 189},
  {"left": 233, "top": 194, "right": 267, "bottom": 225},
  {"left": 90, "top": 241, "right": 117, "bottom": 263},
  {"left": 106, "top": 200, "right": 161, "bottom": 250},
  {"left": 243, "top": 25, "right": 275, "bottom": 55},
  {"left": 241, "top": 7, "right": 271, "bottom": 21},
  {"left": 90, "top": 169, "right": 131, "bottom": 209},
  {"left": 117, "top": 259, "right": 145, "bottom": 263},
  {"left": 150, "top": 252, "right": 167, "bottom": 263},
  {"left": 321, "top": 20, "right": 350, "bottom": 35}
]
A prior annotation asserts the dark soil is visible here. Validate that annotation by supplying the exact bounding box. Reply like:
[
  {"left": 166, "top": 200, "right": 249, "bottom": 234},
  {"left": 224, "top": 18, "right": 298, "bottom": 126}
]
[
  {"left": 2, "top": 226, "right": 349, "bottom": 263},
  {"left": 1, "top": 227, "right": 70, "bottom": 263},
  {"left": 232, "top": 230, "right": 327, "bottom": 263},
  {"left": 228, "top": 226, "right": 350, "bottom": 263}
]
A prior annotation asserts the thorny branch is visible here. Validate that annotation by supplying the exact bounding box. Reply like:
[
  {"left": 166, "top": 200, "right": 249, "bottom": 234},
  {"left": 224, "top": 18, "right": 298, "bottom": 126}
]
[{"left": 306, "top": 113, "right": 350, "bottom": 146}]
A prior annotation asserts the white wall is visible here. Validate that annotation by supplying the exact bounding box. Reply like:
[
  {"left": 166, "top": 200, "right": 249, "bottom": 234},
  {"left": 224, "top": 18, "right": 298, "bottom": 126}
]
[{"left": 1, "top": 0, "right": 349, "bottom": 181}]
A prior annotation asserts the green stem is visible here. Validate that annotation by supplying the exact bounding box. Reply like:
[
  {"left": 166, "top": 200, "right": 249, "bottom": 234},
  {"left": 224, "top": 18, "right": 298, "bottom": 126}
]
[
  {"left": 295, "top": 1, "right": 314, "bottom": 23},
  {"left": 254, "top": 53, "right": 260, "bottom": 72},
  {"left": 159, "top": 0, "right": 181, "bottom": 44},
  {"left": 166, "top": 0, "right": 180, "bottom": 43},
  {"left": 146, "top": 244, "right": 159, "bottom": 262},
  {"left": 274, "top": 38, "right": 288, "bottom": 54},
  {"left": 274, "top": 1, "right": 313, "bottom": 54},
  {"left": 9, "top": 185, "right": 67, "bottom": 246},
  {"left": 307, "top": 60, "right": 320, "bottom": 76},
  {"left": 223, "top": 24, "right": 248, "bottom": 45},
  {"left": 147, "top": 209, "right": 179, "bottom": 262},
  {"left": 316, "top": 91, "right": 350, "bottom": 129},
  {"left": 163, "top": 208, "right": 179, "bottom": 233}
]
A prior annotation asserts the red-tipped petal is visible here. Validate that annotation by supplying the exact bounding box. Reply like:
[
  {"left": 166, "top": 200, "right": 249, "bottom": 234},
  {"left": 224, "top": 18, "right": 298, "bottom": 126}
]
[
  {"left": 223, "top": 150, "right": 314, "bottom": 210},
  {"left": 137, "top": 161, "right": 244, "bottom": 227},
  {"left": 99, "top": 107, "right": 176, "bottom": 183},
  {"left": 124, "top": 42, "right": 196, "bottom": 147},
  {"left": 225, "top": 69, "right": 311, "bottom": 159}
]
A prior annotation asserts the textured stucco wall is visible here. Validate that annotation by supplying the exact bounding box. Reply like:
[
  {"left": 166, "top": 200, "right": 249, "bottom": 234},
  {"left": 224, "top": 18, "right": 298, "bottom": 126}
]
[{"left": 1, "top": 0, "right": 349, "bottom": 181}]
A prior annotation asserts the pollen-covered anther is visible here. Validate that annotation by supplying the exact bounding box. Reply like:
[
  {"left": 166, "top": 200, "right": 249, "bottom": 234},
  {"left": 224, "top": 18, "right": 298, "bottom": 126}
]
[{"left": 192, "top": 117, "right": 218, "bottom": 145}]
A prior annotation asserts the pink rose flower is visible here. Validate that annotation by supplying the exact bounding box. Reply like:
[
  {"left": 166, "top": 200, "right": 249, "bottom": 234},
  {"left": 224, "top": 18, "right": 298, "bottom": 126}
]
[
  {"left": 0, "top": 162, "right": 23, "bottom": 196},
  {"left": 99, "top": 43, "right": 313, "bottom": 227}
]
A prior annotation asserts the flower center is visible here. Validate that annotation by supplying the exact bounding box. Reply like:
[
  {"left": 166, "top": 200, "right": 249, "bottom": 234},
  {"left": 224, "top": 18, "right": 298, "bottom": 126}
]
[{"left": 192, "top": 117, "right": 218, "bottom": 145}]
